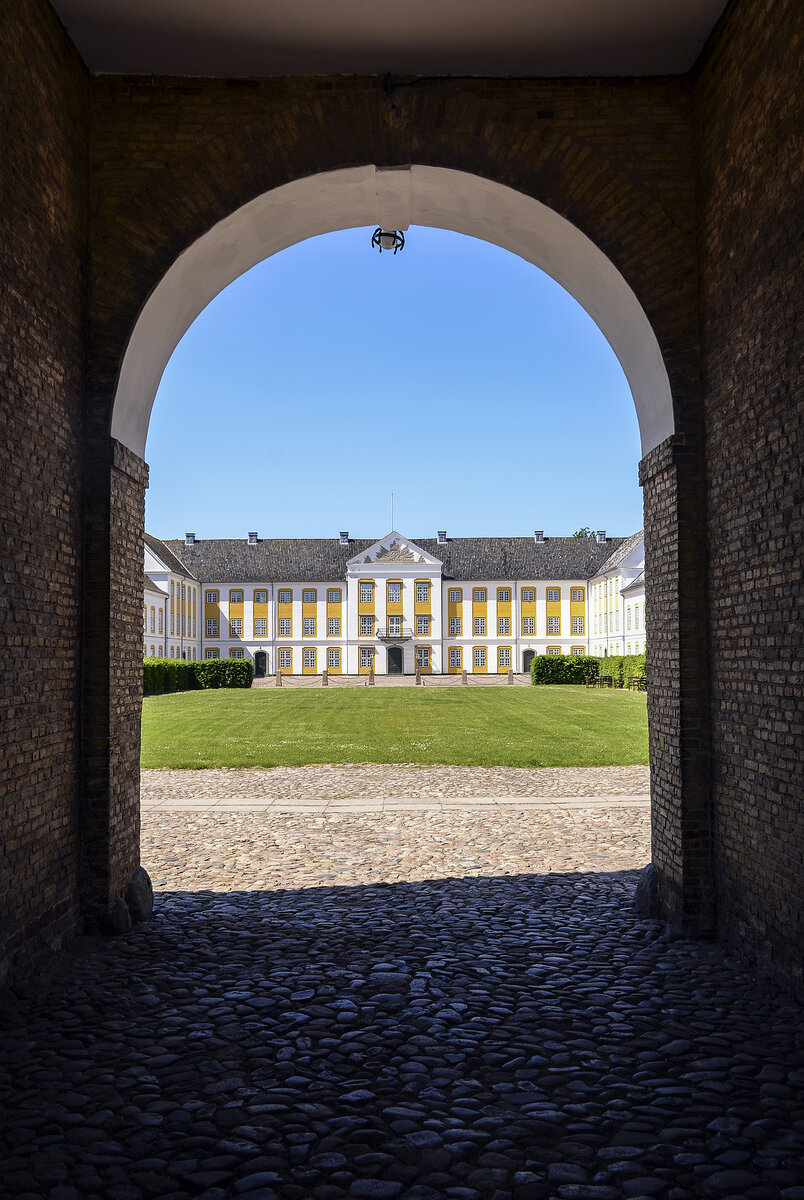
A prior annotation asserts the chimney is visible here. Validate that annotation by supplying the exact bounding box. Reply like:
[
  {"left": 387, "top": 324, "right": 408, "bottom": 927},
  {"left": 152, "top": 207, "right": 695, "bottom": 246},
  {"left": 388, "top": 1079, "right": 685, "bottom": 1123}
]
[
  {"left": 437, "top": 530, "right": 447, "bottom": 544},
  {"left": 534, "top": 530, "right": 544, "bottom": 544},
  {"left": 185, "top": 532, "right": 195, "bottom": 546},
  {"left": 596, "top": 530, "right": 607, "bottom": 543},
  {"left": 247, "top": 531, "right": 258, "bottom": 545},
  {"left": 339, "top": 531, "right": 349, "bottom": 545}
]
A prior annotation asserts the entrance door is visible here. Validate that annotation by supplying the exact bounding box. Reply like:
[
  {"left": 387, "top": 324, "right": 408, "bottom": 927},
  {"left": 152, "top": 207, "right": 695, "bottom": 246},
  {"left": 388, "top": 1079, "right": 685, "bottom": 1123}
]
[
  {"left": 523, "top": 650, "right": 535, "bottom": 674},
  {"left": 387, "top": 646, "right": 403, "bottom": 675},
  {"left": 254, "top": 650, "right": 267, "bottom": 677}
]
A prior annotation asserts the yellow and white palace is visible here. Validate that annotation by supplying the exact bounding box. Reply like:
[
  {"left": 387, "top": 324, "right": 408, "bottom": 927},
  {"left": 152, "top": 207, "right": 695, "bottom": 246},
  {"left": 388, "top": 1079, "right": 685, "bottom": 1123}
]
[{"left": 143, "top": 529, "right": 645, "bottom": 675}]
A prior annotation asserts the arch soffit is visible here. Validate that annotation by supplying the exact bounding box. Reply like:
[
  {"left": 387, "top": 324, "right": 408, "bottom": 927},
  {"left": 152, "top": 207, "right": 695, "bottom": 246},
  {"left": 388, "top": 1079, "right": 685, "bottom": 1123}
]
[{"left": 111, "top": 164, "right": 674, "bottom": 459}]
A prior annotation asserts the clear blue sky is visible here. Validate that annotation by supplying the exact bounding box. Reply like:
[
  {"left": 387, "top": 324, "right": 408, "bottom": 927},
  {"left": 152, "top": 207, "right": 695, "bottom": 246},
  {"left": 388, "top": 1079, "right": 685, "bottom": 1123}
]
[{"left": 145, "top": 226, "right": 643, "bottom": 541}]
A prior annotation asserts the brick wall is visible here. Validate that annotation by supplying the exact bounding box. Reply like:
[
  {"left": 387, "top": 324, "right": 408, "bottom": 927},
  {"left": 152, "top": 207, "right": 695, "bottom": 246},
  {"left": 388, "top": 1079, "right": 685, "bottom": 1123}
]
[
  {"left": 693, "top": 0, "right": 803, "bottom": 990},
  {"left": 640, "top": 437, "right": 713, "bottom": 934},
  {"left": 79, "top": 440, "right": 147, "bottom": 930},
  {"left": 0, "top": 0, "right": 89, "bottom": 982}
]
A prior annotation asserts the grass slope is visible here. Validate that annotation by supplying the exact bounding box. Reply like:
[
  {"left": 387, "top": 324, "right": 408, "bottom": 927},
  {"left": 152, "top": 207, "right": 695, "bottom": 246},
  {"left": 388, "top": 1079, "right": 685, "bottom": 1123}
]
[{"left": 141, "top": 686, "right": 648, "bottom": 769}]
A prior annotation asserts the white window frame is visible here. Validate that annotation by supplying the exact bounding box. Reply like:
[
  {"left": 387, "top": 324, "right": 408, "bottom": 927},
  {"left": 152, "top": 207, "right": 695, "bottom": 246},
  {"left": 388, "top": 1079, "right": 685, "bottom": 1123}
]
[
  {"left": 546, "top": 588, "right": 560, "bottom": 602},
  {"left": 278, "top": 589, "right": 292, "bottom": 605},
  {"left": 522, "top": 617, "right": 534, "bottom": 636},
  {"left": 572, "top": 616, "right": 584, "bottom": 635},
  {"left": 230, "top": 617, "right": 243, "bottom": 637},
  {"left": 360, "top": 647, "right": 373, "bottom": 669},
  {"left": 571, "top": 647, "right": 584, "bottom": 656},
  {"left": 205, "top": 590, "right": 218, "bottom": 604},
  {"left": 547, "top": 616, "right": 560, "bottom": 635},
  {"left": 278, "top": 618, "right": 291, "bottom": 636},
  {"left": 254, "top": 590, "right": 267, "bottom": 605},
  {"left": 254, "top": 617, "right": 267, "bottom": 637},
  {"left": 474, "top": 647, "right": 486, "bottom": 668},
  {"left": 303, "top": 647, "right": 316, "bottom": 670},
  {"left": 360, "top": 615, "right": 373, "bottom": 636},
  {"left": 327, "top": 589, "right": 341, "bottom": 604},
  {"left": 571, "top": 588, "right": 585, "bottom": 602},
  {"left": 521, "top": 588, "right": 535, "bottom": 603},
  {"left": 230, "top": 648, "right": 244, "bottom": 659},
  {"left": 474, "top": 617, "right": 486, "bottom": 636},
  {"left": 158, "top": 610, "right": 163, "bottom": 633},
  {"left": 279, "top": 648, "right": 292, "bottom": 670},
  {"left": 449, "top": 648, "right": 462, "bottom": 668},
  {"left": 387, "top": 615, "right": 402, "bottom": 636},
  {"left": 498, "top": 647, "right": 511, "bottom": 669},
  {"left": 416, "top": 646, "right": 431, "bottom": 669},
  {"left": 205, "top": 648, "right": 219, "bottom": 660},
  {"left": 416, "top": 582, "right": 429, "bottom": 603},
  {"left": 328, "top": 647, "right": 341, "bottom": 669},
  {"left": 497, "top": 588, "right": 511, "bottom": 603},
  {"left": 206, "top": 618, "right": 218, "bottom": 637},
  {"left": 230, "top": 590, "right": 243, "bottom": 605},
  {"left": 547, "top": 646, "right": 561, "bottom": 657},
  {"left": 328, "top": 617, "right": 341, "bottom": 636},
  {"left": 473, "top": 588, "right": 486, "bottom": 603},
  {"left": 359, "top": 582, "right": 373, "bottom": 604},
  {"left": 303, "top": 617, "right": 316, "bottom": 636},
  {"left": 498, "top": 616, "right": 510, "bottom": 636},
  {"left": 448, "top": 589, "right": 462, "bottom": 603},
  {"left": 387, "top": 582, "right": 402, "bottom": 604},
  {"left": 302, "top": 589, "right": 317, "bottom": 604},
  {"left": 449, "top": 617, "right": 461, "bottom": 635},
  {"left": 416, "top": 615, "right": 430, "bottom": 636}
]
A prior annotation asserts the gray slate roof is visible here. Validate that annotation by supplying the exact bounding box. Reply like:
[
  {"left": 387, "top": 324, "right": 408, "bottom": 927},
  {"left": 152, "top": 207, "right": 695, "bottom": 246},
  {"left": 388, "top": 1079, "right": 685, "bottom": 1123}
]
[
  {"left": 621, "top": 570, "right": 645, "bottom": 593},
  {"left": 143, "top": 572, "right": 167, "bottom": 595},
  {"left": 159, "top": 535, "right": 627, "bottom": 584},
  {"left": 596, "top": 530, "right": 644, "bottom": 576},
  {"left": 145, "top": 533, "right": 198, "bottom": 580}
]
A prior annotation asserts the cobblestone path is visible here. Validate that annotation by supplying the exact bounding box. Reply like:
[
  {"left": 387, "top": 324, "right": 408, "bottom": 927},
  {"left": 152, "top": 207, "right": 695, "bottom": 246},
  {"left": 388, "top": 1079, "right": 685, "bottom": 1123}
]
[
  {"left": 2, "top": 791, "right": 803, "bottom": 1200},
  {"left": 141, "top": 765, "right": 651, "bottom": 810}
]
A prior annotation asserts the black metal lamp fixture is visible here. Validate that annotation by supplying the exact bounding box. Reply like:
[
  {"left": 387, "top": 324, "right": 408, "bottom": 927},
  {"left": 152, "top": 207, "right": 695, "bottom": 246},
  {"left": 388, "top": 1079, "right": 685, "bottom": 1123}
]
[{"left": 371, "top": 227, "right": 405, "bottom": 255}]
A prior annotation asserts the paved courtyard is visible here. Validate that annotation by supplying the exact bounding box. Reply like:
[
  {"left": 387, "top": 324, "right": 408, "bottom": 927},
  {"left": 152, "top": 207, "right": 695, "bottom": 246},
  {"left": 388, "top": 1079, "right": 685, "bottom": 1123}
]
[{"left": 1, "top": 768, "right": 802, "bottom": 1200}]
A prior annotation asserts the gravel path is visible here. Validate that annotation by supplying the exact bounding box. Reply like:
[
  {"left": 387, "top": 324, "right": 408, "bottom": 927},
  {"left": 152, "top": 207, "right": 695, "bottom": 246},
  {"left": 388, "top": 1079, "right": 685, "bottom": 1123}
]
[
  {"left": 2, "top": 794, "right": 803, "bottom": 1200},
  {"left": 142, "top": 765, "right": 651, "bottom": 809}
]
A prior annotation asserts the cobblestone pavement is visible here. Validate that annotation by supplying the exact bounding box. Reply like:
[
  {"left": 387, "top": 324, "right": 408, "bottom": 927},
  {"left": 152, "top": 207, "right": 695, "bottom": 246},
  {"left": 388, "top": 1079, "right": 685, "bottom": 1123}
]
[
  {"left": 2, "top": 799, "right": 803, "bottom": 1200},
  {"left": 142, "top": 766, "right": 651, "bottom": 811}
]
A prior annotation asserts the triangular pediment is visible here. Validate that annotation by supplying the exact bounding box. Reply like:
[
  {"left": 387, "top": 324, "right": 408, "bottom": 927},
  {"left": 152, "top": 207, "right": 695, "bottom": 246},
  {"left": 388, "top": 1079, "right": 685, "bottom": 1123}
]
[{"left": 347, "top": 531, "right": 442, "bottom": 568}]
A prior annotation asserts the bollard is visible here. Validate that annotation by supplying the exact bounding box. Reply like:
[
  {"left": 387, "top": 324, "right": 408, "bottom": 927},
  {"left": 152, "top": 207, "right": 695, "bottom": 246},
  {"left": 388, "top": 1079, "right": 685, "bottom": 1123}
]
[
  {"left": 275, "top": 670, "right": 282, "bottom": 687},
  {"left": 322, "top": 669, "right": 328, "bottom": 687},
  {"left": 461, "top": 669, "right": 468, "bottom": 685},
  {"left": 368, "top": 668, "right": 375, "bottom": 686},
  {"left": 415, "top": 669, "right": 421, "bottom": 686},
  {"left": 508, "top": 668, "right": 514, "bottom": 684}
]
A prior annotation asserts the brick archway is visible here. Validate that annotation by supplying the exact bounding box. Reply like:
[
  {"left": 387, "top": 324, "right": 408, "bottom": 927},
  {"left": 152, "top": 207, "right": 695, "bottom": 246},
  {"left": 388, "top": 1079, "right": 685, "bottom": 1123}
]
[
  {"left": 110, "top": 165, "right": 674, "bottom": 460},
  {"left": 84, "top": 80, "right": 710, "bottom": 941}
]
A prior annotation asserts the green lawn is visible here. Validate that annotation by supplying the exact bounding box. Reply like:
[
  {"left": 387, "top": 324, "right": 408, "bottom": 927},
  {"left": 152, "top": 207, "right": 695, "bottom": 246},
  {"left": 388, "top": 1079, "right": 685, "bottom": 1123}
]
[{"left": 141, "top": 686, "right": 648, "bottom": 769}]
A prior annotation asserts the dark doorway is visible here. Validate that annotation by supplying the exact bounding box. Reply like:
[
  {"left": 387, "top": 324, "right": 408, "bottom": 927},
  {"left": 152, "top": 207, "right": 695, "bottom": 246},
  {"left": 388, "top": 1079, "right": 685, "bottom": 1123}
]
[
  {"left": 254, "top": 651, "right": 267, "bottom": 677},
  {"left": 523, "top": 650, "right": 534, "bottom": 674},
  {"left": 387, "top": 646, "right": 403, "bottom": 675}
]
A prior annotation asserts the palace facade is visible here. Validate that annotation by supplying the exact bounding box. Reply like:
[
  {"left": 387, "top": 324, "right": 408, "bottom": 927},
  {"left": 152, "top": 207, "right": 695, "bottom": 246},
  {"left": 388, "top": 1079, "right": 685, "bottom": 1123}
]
[{"left": 144, "top": 528, "right": 645, "bottom": 674}]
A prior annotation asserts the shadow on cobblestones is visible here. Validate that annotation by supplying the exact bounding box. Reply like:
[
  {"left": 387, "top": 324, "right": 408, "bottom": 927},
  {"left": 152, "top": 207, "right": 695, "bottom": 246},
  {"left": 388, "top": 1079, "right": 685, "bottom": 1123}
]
[{"left": 1, "top": 871, "right": 803, "bottom": 1200}]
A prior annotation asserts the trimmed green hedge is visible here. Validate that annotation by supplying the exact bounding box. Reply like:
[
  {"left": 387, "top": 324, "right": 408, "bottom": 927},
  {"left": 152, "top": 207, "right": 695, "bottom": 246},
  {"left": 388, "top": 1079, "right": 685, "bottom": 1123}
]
[
  {"left": 529, "top": 653, "right": 646, "bottom": 686},
  {"left": 598, "top": 654, "right": 646, "bottom": 686},
  {"left": 531, "top": 655, "right": 600, "bottom": 685},
  {"left": 143, "top": 656, "right": 254, "bottom": 695},
  {"left": 143, "top": 657, "right": 197, "bottom": 697},
  {"left": 193, "top": 658, "right": 254, "bottom": 690}
]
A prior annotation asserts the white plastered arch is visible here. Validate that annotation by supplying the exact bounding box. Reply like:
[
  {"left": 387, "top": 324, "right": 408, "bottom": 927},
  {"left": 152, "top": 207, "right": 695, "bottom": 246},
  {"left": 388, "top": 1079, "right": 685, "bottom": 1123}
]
[{"left": 111, "top": 164, "right": 674, "bottom": 458}]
